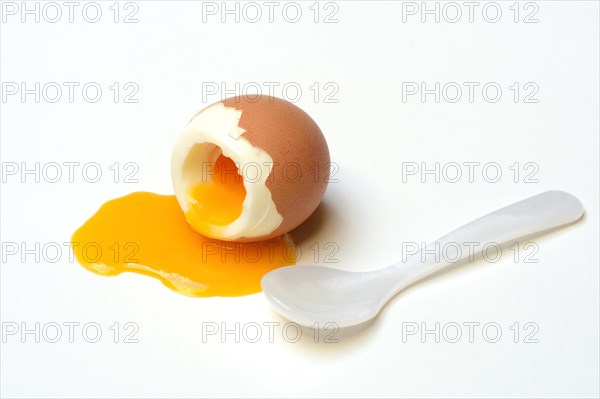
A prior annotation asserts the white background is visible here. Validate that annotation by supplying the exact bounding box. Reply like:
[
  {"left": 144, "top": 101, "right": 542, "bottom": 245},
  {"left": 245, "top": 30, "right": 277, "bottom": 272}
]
[{"left": 1, "top": 1, "right": 599, "bottom": 398}]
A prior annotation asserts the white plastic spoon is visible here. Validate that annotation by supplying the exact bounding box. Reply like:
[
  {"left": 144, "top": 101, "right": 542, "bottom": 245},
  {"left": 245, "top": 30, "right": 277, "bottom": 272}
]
[{"left": 261, "top": 191, "right": 584, "bottom": 328}]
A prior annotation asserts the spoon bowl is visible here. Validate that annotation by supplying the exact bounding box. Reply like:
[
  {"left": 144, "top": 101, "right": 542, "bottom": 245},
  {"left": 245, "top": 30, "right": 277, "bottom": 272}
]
[{"left": 262, "top": 266, "right": 392, "bottom": 327}]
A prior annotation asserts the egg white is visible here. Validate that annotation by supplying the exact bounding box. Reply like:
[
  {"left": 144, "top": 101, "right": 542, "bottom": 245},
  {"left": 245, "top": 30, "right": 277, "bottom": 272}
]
[{"left": 171, "top": 102, "right": 283, "bottom": 241}]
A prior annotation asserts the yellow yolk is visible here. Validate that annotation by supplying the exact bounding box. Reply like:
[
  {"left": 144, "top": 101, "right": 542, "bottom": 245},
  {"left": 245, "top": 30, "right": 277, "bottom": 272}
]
[
  {"left": 185, "top": 154, "right": 246, "bottom": 233},
  {"left": 71, "top": 192, "right": 296, "bottom": 297}
]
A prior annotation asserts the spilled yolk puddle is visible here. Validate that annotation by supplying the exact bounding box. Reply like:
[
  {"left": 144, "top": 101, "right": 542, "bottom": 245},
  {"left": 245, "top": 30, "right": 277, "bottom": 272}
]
[
  {"left": 71, "top": 155, "right": 296, "bottom": 297},
  {"left": 185, "top": 154, "right": 246, "bottom": 228}
]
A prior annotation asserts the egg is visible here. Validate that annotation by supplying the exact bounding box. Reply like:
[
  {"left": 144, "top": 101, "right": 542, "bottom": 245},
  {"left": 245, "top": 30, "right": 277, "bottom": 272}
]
[
  {"left": 71, "top": 96, "right": 330, "bottom": 297},
  {"left": 171, "top": 96, "right": 330, "bottom": 242}
]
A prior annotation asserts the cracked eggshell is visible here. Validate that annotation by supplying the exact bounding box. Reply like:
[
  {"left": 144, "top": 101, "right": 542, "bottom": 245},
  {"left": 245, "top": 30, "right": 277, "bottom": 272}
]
[{"left": 171, "top": 96, "right": 330, "bottom": 242}]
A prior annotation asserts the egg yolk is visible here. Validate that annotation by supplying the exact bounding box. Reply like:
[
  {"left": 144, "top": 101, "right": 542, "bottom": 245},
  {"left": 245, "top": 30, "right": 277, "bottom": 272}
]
[
  {"left": 185, "top": 154, "right": 246, "bottom": 231},
  {"left": 71, "top": 192, "right": 296, "bottom": 297}
]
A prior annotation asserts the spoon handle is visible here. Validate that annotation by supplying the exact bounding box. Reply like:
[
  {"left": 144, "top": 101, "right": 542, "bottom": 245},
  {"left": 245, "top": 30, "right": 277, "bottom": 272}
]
[{"left": 391, "top": 191, "right": 584, "bottom": 289}]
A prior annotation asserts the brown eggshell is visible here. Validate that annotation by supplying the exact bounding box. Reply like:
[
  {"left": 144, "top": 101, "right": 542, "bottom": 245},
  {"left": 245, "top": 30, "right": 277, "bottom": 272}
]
[{"left": 222, "top": 96, "right": 330, "bottom": 240}]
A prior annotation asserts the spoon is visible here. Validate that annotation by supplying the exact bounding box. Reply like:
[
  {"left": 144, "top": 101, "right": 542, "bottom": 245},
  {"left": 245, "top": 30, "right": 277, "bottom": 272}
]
[{"left": 261, "top": 191, "right": 584, "bottom": 328}]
